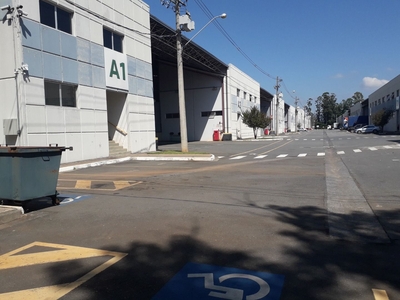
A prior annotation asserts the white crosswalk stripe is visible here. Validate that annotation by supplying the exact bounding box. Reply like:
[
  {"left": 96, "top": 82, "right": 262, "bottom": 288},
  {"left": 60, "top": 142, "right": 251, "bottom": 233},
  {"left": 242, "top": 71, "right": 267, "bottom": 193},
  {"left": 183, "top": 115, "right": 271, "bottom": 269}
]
[
  {"left": 255, "top": 155, "right": 268, "bottom": 159},
  {"left": 230, "top": 155, "right": 246, "bottom": 160},
  {"left": 353, "top": 149, "right": 362, "bottom": 153},
  {"left": 369, "top": 147, "right": 378, "bottom": 151},
  {"left": 276, "top": 154, "right": 288, "bottom": 158},
  {"left": 384, "top": 146, "right": 392, "bottom": 149},
  {"left": 317, "top": 153, "right": 325, "bottom": 156},
  {"left": 298, "top": 153, "right": 307, "bottom": 157},
  {"left": 337, "top": 151, "right": 345, "bottom": 155}
]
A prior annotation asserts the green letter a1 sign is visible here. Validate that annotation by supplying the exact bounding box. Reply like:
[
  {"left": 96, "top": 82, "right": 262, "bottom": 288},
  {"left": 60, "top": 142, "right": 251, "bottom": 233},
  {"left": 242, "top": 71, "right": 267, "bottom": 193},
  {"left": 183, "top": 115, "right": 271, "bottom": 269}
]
[
  {"left": 104, "top": 48, "right": 129, "bottom": 91},
  {"left": 110, "top": 59, "right": 120, "bottom": 79}
]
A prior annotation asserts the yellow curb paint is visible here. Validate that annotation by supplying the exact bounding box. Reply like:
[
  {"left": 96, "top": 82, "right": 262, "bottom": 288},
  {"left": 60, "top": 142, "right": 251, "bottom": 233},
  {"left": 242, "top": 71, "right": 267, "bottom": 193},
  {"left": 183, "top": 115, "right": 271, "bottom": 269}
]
[
  {"left": 0, "top": 242, "right": 127, "bottom": 299},
  {"left": 373, "top": 289, "right": 389, "bottom": 300},
  {"left": 74, "top": 180, "right": 91, "bottom": 189}
]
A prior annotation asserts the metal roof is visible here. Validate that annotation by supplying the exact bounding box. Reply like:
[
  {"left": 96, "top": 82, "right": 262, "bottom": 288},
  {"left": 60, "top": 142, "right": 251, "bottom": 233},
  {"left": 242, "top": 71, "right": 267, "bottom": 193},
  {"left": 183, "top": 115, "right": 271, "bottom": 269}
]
[{"left": 150, "top": 15, "right": 228, "bottom": 75}]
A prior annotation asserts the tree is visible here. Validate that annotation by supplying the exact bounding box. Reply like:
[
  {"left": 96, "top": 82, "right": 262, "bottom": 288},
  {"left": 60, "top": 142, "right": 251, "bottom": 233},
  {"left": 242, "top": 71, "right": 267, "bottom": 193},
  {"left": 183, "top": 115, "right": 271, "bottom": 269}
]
[
  {"left": 371, "top": 108, "right": 395, "bottom": 132},
  {"left": 352, "top": 92, "right": 364, "bottom": 104},
  {"left": 316, "top": 92, "right": 337, "bottom": 125},
  {"left": 241, "top": 106, "right": 271, "bottom": 139}
]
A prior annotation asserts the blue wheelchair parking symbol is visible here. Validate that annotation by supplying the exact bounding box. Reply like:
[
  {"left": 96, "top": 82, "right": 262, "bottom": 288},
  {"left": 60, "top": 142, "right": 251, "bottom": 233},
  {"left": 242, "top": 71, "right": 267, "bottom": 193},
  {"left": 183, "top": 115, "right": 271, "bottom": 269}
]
[{"left": 152, "top": 262, "right": 284, "bottom": 300}]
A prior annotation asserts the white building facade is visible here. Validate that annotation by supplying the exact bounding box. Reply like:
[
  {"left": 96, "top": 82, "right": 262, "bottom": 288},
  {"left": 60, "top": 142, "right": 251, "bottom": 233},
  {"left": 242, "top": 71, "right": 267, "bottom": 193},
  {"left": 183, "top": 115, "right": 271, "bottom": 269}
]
[
  {"left": 0, "top": 0, "right": 155, "bottom": 163},
  {"left": 226, "top": 64, "right": 260, "bottom": 139},
  {"left": 369, "top": 74, "right": 400, "bottom": 132}
]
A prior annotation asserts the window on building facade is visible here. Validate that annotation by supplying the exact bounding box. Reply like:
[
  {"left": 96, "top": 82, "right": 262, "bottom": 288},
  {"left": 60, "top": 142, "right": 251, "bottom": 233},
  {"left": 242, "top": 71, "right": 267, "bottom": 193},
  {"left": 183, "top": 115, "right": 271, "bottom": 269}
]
[
  {"left": 166, "top": 113, "right": 179, "bottom": 119},
  {"left": 44, "top": 81, "right": 77, "bottom": 107},
  {"left": 243, "top": 92, "right": 247, "bottom": 100},
  {"left": 249, "top": 95, "right": 253, "bottom": 102},
  {"left": 397, "top": 89, "right": 399, "bottom": 97},
  {"left": 237, "top": 89, "right": 240, "bottom": 97},
  {"left": 391, "top": 92, "right": 394, "bottom": 99},
  {"left": 201, "top": 111, "right": 223, "bottom": 117},
  {"left": 39, "top": 0, "right": 72, "bottom": 34},
  {"left": 103, "top": 28, "right": 123, "bottom": 53}
]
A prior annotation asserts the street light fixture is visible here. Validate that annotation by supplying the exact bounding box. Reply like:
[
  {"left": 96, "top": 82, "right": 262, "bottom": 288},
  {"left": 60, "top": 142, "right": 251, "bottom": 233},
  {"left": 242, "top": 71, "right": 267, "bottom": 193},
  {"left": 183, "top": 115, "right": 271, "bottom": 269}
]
[
  {"left": 184, "top": 13, "right": 227, "bottom": 47},
  {"left": 175, "top": 9, "right": 226, "bottom": 152}
]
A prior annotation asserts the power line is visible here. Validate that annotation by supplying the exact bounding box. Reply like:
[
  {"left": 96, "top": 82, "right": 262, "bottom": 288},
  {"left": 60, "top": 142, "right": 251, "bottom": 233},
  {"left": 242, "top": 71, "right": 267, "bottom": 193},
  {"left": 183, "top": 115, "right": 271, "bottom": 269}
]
[{"left": 193, "top": 0, "right": 276, "bottom": 80}]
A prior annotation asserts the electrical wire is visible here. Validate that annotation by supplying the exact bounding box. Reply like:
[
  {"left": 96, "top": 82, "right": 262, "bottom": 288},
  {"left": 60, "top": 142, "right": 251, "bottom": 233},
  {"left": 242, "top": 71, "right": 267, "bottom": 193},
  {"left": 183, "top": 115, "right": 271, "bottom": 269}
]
[{"left": 193, "top": 0, "right": 276, "bottom": 80}]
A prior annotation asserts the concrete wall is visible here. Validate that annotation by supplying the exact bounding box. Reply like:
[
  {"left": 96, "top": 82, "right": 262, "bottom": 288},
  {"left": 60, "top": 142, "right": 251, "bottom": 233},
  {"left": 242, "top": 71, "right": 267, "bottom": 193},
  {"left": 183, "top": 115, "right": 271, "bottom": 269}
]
[{"left": 0, "top": 0, "right": 155, "bottom": 163}]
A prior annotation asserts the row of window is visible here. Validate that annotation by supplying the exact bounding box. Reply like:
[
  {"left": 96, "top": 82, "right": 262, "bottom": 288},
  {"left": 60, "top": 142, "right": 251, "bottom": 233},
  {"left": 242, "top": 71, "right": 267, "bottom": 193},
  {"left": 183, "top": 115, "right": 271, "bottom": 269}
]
[
  {"left": 370, "top": 89, "right": 400, "bottom": 108},
  {"left": 236, "top": 89, "right": 256, "bottom": 102},
  {"left": 166, "top": 111, "right": 223, "bottom": 119},
  {"left": 39, "top": 0, "right": 124, "bottom": 53}
]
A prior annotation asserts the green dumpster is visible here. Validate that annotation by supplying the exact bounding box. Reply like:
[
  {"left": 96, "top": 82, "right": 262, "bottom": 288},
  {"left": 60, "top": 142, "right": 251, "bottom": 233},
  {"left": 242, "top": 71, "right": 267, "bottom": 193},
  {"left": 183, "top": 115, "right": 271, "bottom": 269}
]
[{"left": 0, "top": 145, "right": 73, "bottom": 208}]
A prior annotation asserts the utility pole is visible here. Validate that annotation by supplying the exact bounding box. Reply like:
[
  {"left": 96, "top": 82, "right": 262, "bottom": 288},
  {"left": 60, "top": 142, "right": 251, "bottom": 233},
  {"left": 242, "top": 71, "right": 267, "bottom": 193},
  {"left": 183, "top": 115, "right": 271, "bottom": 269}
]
[
  {"left": 161, "top": 0, "right": 189, "bottom": 152},
  {"left": 294, "top": 96, "right": 298, "bottom": 132},
  {"left": 274, "top": 76, "right": 281, "bottom": 135}
]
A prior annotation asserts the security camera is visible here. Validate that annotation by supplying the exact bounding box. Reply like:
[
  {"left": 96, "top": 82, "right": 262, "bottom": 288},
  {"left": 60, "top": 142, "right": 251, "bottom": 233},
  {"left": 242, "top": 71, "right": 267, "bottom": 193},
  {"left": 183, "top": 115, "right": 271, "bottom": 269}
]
[
  {"left": 1, "top": 5, "right": 11, "bottom": 11},
  {"left": 17, "top": 8, "right": 27, "bottom": 17}
]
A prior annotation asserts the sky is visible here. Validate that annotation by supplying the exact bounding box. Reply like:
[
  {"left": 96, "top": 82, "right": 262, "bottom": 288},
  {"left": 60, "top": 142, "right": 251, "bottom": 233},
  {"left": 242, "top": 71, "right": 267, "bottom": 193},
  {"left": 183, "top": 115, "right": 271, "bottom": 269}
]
[{"left": 146, "top": 0, "right": 400, "bottom": 107}]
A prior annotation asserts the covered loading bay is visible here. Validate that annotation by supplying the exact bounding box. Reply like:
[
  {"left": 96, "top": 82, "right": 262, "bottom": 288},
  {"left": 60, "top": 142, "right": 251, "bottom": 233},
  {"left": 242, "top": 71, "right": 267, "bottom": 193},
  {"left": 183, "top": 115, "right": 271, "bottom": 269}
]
[{"left": 150, "top": 16, "right": 228, "bottom": 143}]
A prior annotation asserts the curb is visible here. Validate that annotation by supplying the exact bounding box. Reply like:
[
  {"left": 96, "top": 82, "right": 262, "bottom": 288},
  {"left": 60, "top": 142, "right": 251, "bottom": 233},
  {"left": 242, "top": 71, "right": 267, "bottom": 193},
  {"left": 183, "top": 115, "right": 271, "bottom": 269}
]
[
  {"left": 0, "top": 205, "right": 24, "bottom": 225},
  {"left": 59, "top": 154, "right": 215, "bottom": 173}
]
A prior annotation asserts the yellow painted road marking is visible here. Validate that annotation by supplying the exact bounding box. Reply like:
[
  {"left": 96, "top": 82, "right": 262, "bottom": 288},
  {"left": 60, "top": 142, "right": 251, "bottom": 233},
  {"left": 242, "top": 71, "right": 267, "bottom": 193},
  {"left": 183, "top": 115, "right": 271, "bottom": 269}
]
[
  {"left": 60, "top": 180, "right": 143, "bottom": 191},
  {"left": 0, "top": 242, "right": 127, "bottom": 299},
  {"left": 373, "top": 289, "right": 389, "bottom": 300},
  {"left": 74, "top": 180, "right": 91, "bottom": 189}
]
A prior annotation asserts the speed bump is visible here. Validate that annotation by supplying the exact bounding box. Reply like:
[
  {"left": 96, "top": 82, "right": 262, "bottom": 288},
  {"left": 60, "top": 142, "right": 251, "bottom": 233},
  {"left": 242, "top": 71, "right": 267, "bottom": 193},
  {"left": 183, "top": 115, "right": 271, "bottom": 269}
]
[{"left": 57, "top": 179, "right": 142, "bottom": 191}]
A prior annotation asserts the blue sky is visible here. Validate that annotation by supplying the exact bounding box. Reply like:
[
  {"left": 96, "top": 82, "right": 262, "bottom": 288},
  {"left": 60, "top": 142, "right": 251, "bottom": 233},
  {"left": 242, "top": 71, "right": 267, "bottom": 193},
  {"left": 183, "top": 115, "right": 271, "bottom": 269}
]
[{"left": 146, "top": 0, "right": 400, "bottom": 107}]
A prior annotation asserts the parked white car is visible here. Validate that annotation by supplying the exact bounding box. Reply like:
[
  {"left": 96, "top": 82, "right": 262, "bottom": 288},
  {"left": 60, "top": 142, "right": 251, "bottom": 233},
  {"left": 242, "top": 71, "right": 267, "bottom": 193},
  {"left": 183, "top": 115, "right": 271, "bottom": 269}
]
[
  {"left": 355, "top": 125, "right": 379, "bottom": 134},
  {"left": 298, "top": 128, "right": 307, "bottom": 132}
]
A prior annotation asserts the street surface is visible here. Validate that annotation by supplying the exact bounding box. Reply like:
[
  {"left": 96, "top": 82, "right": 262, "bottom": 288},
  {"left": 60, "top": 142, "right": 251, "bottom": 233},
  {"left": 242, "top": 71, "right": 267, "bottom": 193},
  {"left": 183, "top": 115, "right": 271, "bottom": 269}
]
[{"left": 0, "top": 129, "right": 399, "bottom": 300}]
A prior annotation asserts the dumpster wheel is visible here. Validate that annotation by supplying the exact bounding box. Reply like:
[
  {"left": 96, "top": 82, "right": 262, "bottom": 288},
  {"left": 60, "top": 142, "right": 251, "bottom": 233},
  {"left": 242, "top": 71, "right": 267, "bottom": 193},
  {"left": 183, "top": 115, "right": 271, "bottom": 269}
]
[{"left": 51, "top": 196, "right": 61, "bottom": 206}]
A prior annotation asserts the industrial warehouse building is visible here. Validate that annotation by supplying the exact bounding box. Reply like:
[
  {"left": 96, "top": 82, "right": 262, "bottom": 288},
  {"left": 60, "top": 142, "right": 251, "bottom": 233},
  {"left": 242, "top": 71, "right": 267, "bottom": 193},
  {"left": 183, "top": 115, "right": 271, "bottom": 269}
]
[
  {"left": 1, "top": 0, "right": 306, "bottom": 164},
  {"left": 368, "top": 74, "right": 400, "bottom": 132}
]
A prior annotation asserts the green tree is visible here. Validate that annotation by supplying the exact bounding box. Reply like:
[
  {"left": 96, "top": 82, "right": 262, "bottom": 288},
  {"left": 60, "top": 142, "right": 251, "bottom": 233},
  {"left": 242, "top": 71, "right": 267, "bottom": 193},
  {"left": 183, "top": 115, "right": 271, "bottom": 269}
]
[
  {"left": 317, "top": 92, "right": 337, "bottom": 125},
  {"left": 241, "top": 106, "right": 271, "bottom": 139},
  {"left": 371, "top": 108, "right": 395, "bottom": 132},
  {"left": 352, "top": 92, "right": 364, "bottom": 104}
]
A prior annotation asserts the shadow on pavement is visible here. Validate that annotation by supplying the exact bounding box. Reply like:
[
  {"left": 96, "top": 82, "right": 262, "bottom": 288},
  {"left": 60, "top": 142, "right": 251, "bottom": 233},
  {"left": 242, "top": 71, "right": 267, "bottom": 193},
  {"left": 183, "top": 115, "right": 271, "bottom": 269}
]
[{"left": 43, "top": 205, "right": 400, "bottom": 300}]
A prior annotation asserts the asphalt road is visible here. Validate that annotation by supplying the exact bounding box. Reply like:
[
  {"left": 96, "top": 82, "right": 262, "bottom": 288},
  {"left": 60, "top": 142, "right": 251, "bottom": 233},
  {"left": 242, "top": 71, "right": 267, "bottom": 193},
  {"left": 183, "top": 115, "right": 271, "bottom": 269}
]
[{"left": 0, "top": 130, "right": 399, "bottom": 300}]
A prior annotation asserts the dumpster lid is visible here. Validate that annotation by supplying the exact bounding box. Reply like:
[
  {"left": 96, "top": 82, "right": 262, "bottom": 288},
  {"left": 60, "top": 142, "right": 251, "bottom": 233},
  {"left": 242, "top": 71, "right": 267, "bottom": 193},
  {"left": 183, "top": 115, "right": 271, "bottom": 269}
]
[{"left": 0, "top": 145, "right": 73, "bottom": 153}]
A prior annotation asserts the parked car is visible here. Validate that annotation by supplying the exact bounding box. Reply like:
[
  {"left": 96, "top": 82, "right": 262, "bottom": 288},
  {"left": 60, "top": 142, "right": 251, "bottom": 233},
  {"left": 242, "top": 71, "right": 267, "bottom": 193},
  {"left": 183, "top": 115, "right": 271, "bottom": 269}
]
[
  {"left": 298, "top": 128, "right": 307, "bottom": 132},
  {"left": 355, "top": 125, "right": 379, "bottom": 134},
  {"left": 349, "top": 124, "right": 366, "bottom": 132}
]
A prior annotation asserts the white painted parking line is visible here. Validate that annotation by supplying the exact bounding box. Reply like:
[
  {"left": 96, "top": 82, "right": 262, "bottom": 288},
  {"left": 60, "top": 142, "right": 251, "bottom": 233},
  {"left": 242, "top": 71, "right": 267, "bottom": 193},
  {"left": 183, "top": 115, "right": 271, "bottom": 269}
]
[
  {"left": 276, "top": 154, "right": 288, "bottom": 158},
  {"left": 230, "top": 156, "right": 246, "bottom": 160},
  {"left": 218, "top": 156, "right": 225, "bottom": 159},
  {"left": 295, "top": 139, "right": 299, "bottom": 141},
  {"left": 393, "top": 159, "right": 399, "bottom": 162},
  {"left": 255, "top": 155, "right": 267, "bottom": 159},
  {"left": 353, "top": 149, "right": 362, "bottom": 153},
  {"left": 312, "top": 139, "right": 315, "bottom": 141},
  {"left": 298, "top": 153, "right": 307, "bottom": 157},
  {"left": 337, "top": 151, "right": 345, "bottom": 155},
  {"left": 303, "top": 139, "right": 307, "bottom": 140},
  {"left": 317, "top": 153, "right": 325, "bottom": 156},
  {"left": 369, "top": 147, "right": 378, "bottom": 151},
  {"left": 384, "top": 146, "right": 392, "bottom": 149}
]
